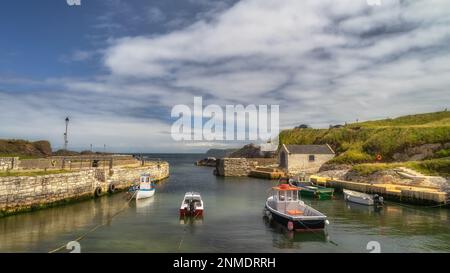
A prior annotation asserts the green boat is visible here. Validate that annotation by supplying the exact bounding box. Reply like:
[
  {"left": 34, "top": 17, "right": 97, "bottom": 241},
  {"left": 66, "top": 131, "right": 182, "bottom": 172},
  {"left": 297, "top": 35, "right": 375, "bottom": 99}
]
[{"left": 291, "top": 181, "right": 334, "bottom": 200}]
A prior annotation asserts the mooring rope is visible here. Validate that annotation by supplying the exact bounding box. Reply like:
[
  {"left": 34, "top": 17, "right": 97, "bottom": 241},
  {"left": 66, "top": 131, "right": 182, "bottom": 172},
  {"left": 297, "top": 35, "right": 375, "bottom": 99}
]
[
  {"left": 177, "top": 212, "right": 202, "bottom": 251},
  {"left": 48, "top": 190, "right": 137, "bottom": 253}
]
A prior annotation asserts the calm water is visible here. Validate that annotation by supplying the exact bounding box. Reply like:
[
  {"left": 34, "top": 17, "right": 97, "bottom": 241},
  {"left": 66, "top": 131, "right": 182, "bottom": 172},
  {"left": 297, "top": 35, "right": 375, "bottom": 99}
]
[{"left": 0, "top": 154, "right": 449, "bottom": 253}]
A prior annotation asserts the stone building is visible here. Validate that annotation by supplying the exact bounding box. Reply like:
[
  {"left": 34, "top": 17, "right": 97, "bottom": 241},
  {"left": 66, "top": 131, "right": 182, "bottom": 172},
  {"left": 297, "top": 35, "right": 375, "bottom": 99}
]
[{"left": 278, "top": 144, "right": 335, "bottom": 174}]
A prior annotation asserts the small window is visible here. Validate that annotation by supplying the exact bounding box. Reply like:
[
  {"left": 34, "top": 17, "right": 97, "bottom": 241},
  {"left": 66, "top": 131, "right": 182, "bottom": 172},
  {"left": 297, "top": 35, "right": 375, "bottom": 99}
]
[{"left": 309, "top": 155, "right": 315, "bottom": 162}]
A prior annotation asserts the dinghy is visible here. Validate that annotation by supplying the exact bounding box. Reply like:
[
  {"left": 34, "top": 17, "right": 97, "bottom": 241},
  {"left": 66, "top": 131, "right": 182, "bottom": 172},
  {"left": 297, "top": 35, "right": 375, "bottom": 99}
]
[
  {"left": 264, "top": 184, "right": 328, "bottom": 231},
  {"left": 343, "top": 189, "right": 383, "bottom": 206}
]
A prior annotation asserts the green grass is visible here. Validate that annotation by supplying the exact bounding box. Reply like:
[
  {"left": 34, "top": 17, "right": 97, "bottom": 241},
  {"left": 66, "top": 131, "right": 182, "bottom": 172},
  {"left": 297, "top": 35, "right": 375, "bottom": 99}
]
[
  {"left": 351, "top": 159, "right": 450, "bottom": 177},
  {"left": 0, "top": 170, "right": 73, "bottom": 177},
  {"left": 435, "top": 147, "right": 450, "bottom": 158},
  {"left": 280, "top": 111, "right": 450, "bottom": 168},
  {"left": 348, "top": 111, "right": 450, "bottom": 128},
  {"left": 328, "top": 149, "right": 374, "bottom": 164},
  {"left": 0, "top": 154, "right": 41, "bottom": 159}
]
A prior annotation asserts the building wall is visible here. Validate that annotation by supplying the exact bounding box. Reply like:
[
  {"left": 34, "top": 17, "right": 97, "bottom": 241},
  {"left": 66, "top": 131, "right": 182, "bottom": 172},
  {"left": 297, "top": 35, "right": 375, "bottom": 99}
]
[{"left": 286, "top": 154, "right": 334, "bottom": 174}]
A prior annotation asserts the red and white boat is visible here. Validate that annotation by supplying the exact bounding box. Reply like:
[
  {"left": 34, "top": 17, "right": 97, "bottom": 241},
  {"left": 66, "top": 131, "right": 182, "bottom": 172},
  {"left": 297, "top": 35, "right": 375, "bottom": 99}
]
[{"left": 179, "top": 192, "right": 204, "bottom": 218}]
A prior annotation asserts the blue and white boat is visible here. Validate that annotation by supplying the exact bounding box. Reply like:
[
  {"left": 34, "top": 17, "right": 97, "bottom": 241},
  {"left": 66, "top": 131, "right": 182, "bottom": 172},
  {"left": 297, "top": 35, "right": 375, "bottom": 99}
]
[{"left": 129, "top": 174, "right": 156, "bottom": 200}]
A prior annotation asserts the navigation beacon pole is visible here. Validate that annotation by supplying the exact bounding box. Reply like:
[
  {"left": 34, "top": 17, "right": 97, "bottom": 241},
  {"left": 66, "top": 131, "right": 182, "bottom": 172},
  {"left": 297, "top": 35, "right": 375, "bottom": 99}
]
[{"left": 64, "top": 117, "right": 69, "bottom": 150}]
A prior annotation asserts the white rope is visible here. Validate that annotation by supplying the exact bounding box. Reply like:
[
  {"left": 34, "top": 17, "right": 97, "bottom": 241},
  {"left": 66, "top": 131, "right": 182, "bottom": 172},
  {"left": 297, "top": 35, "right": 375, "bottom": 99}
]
[{"left": 48, "top": 190, "right": 137, "bottom": 253}]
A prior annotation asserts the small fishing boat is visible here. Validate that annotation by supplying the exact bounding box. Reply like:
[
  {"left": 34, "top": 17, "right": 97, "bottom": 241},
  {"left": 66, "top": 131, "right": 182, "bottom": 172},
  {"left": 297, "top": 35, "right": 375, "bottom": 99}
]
[
  {"left": 343, "top": 189, "right": 383, "bottom": 206},
  {"left": 179, "top": 192, "right": 204, "bottom": 218},
  {"left": 292, "top": 181, "right": 334, "bottom": 200},
  {"left": 128, "top": 174, "right": 156, "bottom": 200},
  {"left": 287, "top": 177, "right": 334, "bottom": 200},
  {"left": 264, "top": 184, "right": 328, "bottom": 231}
]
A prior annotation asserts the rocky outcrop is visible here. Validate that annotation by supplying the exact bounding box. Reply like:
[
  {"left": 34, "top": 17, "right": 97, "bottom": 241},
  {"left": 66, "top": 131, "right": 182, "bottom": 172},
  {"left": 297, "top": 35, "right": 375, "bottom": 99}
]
[
  {"left": 195, "top": 157, "right": 217, "bottom": 167},
  {"left": 393, "top": 142, "right": 450, "bottom": 161},
  {"left": 229, "top": 144, "right": 276, "bottom": 158},
  {"left": 317, "top": 164, "right": 448, "bottom": 190}
]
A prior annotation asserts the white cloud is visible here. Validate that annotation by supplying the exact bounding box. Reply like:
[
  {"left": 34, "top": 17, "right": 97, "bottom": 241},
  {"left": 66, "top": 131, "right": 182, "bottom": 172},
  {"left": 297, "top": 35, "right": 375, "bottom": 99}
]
[{"left": 1, "top": 0, "right": 450, "bottom": 152}]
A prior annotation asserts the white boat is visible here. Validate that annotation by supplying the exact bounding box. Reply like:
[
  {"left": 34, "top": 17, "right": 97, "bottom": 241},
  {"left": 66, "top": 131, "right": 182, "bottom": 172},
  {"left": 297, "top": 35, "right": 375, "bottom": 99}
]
[
  {"left": 343, "top": 189, "right": 383, "bottom": 206},
  {"left": 129, "top": 174, "right": 156, "bottom": 200},
  {"left": 179, "top": 192, "right": 204, "bottom": 218},
  {"left": 264, "top": 184, "right": 328, "bottom": 231}
]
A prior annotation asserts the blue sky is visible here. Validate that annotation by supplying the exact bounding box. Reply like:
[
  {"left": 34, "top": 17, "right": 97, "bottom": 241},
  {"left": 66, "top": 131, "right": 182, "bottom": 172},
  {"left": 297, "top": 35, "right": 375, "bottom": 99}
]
[{"left": 0, "top": 0, "right": 449, "bottom": 153}]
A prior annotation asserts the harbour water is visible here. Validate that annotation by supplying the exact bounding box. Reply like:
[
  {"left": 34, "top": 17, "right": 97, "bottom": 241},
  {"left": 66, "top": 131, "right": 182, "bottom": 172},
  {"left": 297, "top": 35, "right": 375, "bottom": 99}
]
[{"left": 0, "top": 154, "right": 448, "bottom": 253}]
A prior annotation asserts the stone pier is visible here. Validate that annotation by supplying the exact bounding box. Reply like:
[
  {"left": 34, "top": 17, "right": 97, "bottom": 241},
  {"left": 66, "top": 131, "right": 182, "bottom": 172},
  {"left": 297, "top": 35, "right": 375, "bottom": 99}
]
[{"left": 0, "top": 161, "right": 169, "bottom": 217}]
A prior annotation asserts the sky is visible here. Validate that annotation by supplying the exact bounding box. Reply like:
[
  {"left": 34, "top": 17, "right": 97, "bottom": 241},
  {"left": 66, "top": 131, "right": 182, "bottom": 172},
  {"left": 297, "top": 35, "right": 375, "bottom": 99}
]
[{"left": 0, "top": 0, "right": 449, "bottom": 153}]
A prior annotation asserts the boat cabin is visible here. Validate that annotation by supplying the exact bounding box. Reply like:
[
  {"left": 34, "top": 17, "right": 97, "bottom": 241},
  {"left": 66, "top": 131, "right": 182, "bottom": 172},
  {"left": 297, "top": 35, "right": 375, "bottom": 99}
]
[
  {"left": 270, "top": 184, "right": 304, "bottom": 216},
  {"left": 139, "top": 174, "right": 155, "bottom": 191},
  {"left": 140, "top": 174, "right": 154, "bottom": 183},
  {"left": 183, "top": 192, "right": 202, "bottom": 207}
]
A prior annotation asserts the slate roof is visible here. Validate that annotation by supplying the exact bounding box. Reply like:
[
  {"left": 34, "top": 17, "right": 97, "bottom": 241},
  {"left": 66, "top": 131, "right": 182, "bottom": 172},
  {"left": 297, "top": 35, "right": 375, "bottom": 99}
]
[{"left": 284, "top": 144, "right": 335, "bottom": 155}]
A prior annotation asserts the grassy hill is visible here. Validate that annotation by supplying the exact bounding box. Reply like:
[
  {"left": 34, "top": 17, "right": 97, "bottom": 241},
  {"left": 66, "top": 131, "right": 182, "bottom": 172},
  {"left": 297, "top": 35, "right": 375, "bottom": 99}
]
[
  {"left": 280, "top": 111, "right": 450, "bottom": 176},
  {"left": 0, "top": 139, "right": 52, "bottom": 158}
]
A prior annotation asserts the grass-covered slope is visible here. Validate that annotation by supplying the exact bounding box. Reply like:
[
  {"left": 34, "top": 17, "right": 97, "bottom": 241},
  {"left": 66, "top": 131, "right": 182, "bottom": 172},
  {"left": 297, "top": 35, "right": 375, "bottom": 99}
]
[
  {"left": 279, "top": 111, "right": 450, "bottom": 174},
  {"left": 0, "top": 139, "right": 52, "bottom": 158}
]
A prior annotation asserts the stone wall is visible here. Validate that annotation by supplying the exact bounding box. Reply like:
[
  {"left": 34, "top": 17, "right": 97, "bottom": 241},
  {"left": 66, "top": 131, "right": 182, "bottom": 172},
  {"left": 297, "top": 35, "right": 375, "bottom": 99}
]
[
  {"left": 107, "top": 161, "right": 170, "bottom": 191},
  {"left": 0, "top": 157, "right": 19, "bottom": 171},
  {"left": 215, "top": 158, "right": 258, "bottom": 177},
  {"left": 0, "top": 161, "right": 169, "bottom": 216},
  {"left": 18, "top": 155, "right": 139, "bottom": 170}
]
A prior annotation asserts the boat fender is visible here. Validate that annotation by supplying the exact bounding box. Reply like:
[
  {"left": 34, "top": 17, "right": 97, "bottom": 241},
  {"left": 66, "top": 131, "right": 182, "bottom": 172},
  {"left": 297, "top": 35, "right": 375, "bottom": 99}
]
[
  {"left": 287, "top": 221, "right": 294, "bottom": 231},
  {"left": 94, "top": 187, "right": 102, "bottom": 197},
  {"left": 325, "top": 220, "right": 330, "bottom": 225},
  {"left": 108, "top": 183, "right": 116, "bottom": 193}
]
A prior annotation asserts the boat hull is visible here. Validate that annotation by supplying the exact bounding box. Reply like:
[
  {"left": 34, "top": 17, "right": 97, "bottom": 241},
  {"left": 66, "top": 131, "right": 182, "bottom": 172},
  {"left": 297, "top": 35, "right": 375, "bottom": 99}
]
[
  {"left": 136, "top": 189, "right": 155, "bottom": 200},
  {"left": 179, "top": 209, "right": 203, "bottom": 218},
  {"left": 264, "top": 204, "right": 326, "bottom": 230},
  {"left": 344, "top": 191, "right": 374, "bottom": 206},
  {"left": 299, "top": 189, "right": 333, "bottom": 200}
]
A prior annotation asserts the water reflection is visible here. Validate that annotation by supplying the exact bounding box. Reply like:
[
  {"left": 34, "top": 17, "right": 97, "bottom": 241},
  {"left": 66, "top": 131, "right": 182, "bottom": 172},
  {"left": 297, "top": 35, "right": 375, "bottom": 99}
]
[
  {"left": 345, "top": 202, "right": 383, "bottom": 215},
  {"left": 135, "top": 197, "right": 155, "bottom": 213},
  {"left": 0, "top": 193, "right": 129, "bottom": 252},
  {"left": 179, "top": 216, "right": 204, "bottom": 225},
  {"left": 263, "top": 215, "right": 328, "bottom": 249}
]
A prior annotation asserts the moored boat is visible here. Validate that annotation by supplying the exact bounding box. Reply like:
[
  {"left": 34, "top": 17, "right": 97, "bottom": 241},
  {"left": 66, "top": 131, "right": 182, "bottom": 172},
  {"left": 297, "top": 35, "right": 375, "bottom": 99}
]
[
  {"left": 292, "top": 181, "right": 334, "bottom": 200},
  {"left": 288, "top": 177, "right": 334, "bottom": 200},
  {"left": 128, "top": 174, "right": 156, "bottom": 200},
  {"left": 264, "top": 184, "right": 328, "bottom": 231},
  {"left": 343, "top": 189, "right": 383, "bottom": 206},
  {"left": 179, "top": 192, "right": 204, "bottom": 218}
]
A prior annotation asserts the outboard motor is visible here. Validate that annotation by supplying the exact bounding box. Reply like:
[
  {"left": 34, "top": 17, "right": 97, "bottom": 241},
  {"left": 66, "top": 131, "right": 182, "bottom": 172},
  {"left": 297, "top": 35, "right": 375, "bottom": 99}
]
[
  {"left": 374, "top": 194, "right": 384, "bottom": 206},
  {"left": 189, "top": 200, "right": 195, "bottom": 214}
]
